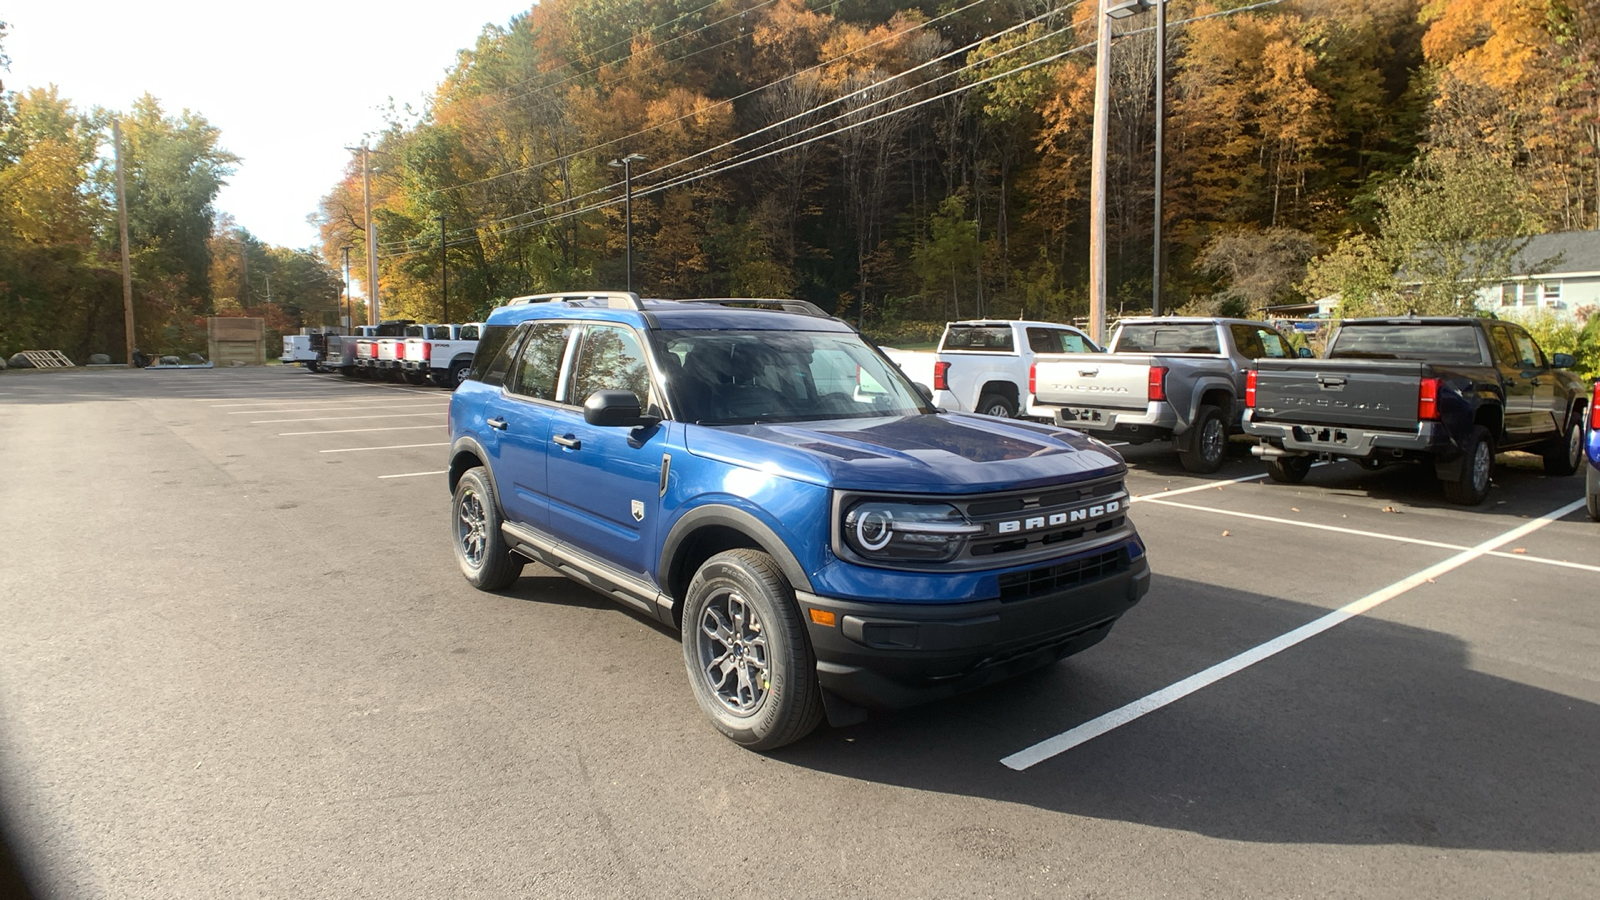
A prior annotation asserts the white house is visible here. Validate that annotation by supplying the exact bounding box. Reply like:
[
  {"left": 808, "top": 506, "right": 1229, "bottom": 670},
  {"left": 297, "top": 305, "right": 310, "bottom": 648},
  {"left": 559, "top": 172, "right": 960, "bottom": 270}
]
[{"left": 1474, "top": 230, "right": 1600, "bottom": 318}]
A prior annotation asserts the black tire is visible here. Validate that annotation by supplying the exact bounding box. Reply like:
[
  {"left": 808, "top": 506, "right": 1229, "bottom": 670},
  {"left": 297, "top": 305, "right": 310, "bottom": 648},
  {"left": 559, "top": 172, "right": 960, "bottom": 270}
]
[
  {"left": 1265, "top": 453, "right": 1313, "bottom": 484},
  {"left": 1540, "top": 412, "right": 1584, "bottom": 477},
  {"left": 976, "top": 393, "right": 1017, "bottom": 419},
  {"left": 306, "top": 361, "right": 321, "bottom": 374},
  {"left": 681, "top": 549, "right": 824, "bottom": 751},
  {"left": 1442, "top": 425, "right": 1495, "bottom": 506},
  {"left": 447, "top": 361, "right": 471, "bottom": 391},
  {"left": 451, "top": 467, "right": 524, "bottom": 590},
  {"left": 403, "top": 370, "right": 429, "bottom": 386},
  {"left": 1178, "top": 404, "right": 1227, "bottom": 474}
]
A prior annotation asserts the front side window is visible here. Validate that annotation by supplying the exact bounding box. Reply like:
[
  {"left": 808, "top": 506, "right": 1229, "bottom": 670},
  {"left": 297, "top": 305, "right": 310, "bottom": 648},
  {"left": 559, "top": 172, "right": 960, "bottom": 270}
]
[
  {"left": 1511, "top": 329, "right": 1545, "bottom": 369},
  {"left": 510, "top": 322, "right": 575, "bottom": 400},
  {"left": 568, "top": 324, "right": 654, "bottom": 408},
  {"left": 457, "top": 325, "right": 480, "bottom": 341}
]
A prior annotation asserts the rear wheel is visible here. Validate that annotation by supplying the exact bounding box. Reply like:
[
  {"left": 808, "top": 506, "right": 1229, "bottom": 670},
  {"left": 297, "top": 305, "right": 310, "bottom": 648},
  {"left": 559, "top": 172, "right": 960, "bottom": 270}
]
[
  {"left": 1442, "top": 426, "right": 1494, "bottom": 505},
  {"left": 1586, "top": 464, "right": 1599, "bottom": 522},
  {"left": 681, "top": 549, "right": 824, "bottom": 751},
  {"left": 306, "top": 361, "right": 321, "bottom": 374},
  {"left": 403, "top": 370, "right": 429, "bottom": 386},
  {"left": 977, "top": 393, "right": 1017, "bottom": 419},
  {"left": 447, "top": 360, "right": 471, "bottom": 390},
  {"left": 1540, "top": 412, "right": 1584, "bottom": 477},
  {"left": 452, "top": 467, "right": 524, "bottom": 590},
  {"left": 1178, "top": 404, "right": 1227, "bottom": 474},
  {"left": 1265, "top": 454, "right": 1313, "bottom": 484}
]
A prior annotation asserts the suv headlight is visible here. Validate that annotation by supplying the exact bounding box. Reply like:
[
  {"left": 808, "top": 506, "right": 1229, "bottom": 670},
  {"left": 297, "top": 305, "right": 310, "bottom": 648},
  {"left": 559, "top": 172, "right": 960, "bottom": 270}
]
[{"left": 841, "top": 500, "right": 983, "bottom": 563}]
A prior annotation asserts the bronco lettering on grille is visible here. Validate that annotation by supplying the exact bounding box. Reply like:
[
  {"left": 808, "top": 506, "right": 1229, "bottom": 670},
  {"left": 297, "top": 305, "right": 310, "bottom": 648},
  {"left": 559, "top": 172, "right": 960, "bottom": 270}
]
[{"left": 995, "top": 499, "right": 1122, "bottom": 534}]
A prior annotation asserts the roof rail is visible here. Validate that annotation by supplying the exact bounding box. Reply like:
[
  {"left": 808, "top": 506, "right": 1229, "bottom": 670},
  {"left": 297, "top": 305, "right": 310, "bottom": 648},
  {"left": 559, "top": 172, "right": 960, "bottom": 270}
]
[
  {"left": 505, "top": 291, "right": 644, "bottom": 310},
  {"left": 673, "top": 298, "right": 833, "bottom": 319}
]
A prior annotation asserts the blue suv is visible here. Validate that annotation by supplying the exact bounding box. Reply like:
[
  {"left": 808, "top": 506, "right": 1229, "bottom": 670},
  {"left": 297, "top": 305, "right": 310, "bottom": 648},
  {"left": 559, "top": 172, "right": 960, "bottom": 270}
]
[{"left": 447, "top": 292, "right": 1150, "bottom": 749}]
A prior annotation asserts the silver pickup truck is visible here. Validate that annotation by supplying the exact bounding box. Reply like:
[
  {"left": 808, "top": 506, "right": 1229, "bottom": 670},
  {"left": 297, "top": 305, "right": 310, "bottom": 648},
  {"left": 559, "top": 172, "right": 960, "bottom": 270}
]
[{"left": 1027, "top": 317, "right": 1308, "bottom": 472}]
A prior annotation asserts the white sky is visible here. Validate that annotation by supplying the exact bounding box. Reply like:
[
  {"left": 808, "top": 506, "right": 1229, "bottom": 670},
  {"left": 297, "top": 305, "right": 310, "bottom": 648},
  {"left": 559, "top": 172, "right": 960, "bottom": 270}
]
[{"left": 4, "top": 1, "right": 532, "bottom": 251}]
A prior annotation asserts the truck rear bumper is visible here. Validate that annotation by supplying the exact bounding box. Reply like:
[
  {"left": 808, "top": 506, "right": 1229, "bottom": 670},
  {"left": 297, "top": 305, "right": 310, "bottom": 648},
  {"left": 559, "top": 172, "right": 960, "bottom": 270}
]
[
  {"left": 1242, "top": 414, "right": 1464, "bottom": 476},
  {"left": 797, "top": 548, "right": 1150, "bottom": 711},
  {"left": 1032, "top": 401, "right": 1178, "bottom": 439}
]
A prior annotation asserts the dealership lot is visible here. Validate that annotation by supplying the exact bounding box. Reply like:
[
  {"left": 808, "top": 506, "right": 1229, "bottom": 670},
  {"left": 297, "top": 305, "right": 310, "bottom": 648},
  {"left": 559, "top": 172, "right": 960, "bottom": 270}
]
[{"left": 1, "top": 367, "right": 1596, "bottom": 899}]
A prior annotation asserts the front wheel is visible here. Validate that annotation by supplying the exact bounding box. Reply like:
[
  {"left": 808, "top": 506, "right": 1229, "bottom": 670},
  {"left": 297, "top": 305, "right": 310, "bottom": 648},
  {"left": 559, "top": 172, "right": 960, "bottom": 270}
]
[
  {"left": 452, "top": 467, "right": 524, "bottom": 590},
  {"left": 1442, "top": 426, "right": 1495, "bottom": 505},
  {"left": 681, "top": 549, "right": 824, "bottom": 751},
  {"left": 1178, "top": 404, "right": 1227, "bottom": 474},
  {"left": 977, "top": 393, "right": 1017, "bottom": 419},
  {"left": 1265, "top": 453, "right": 1313, "bottom": 484},
  {"left": 1541, "top": 413, "right": 1584, "bottom": 477}
]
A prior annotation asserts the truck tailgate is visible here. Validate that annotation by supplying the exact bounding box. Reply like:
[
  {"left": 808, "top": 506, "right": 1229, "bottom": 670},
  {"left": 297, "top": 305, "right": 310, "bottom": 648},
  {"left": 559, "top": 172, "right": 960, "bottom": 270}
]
[
  {"left": 1032, "top": 354, "right": 1154, "bottom": 410},
  {"left": 1252, "top": 359, "right": 1426, "bottom": 431}
]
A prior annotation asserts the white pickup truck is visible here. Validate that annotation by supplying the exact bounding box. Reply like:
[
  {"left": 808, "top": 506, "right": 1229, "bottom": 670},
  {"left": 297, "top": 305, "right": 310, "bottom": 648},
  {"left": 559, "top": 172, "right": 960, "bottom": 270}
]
[
  {"left": 929, "top": 320, "right": 1099, "bottom": 418},
  {"left": 1027, "top": 317, "right": 1307, "bottom": 473},
  {"left": 399, "top": 323, "right": 482, "bottom": 389}
]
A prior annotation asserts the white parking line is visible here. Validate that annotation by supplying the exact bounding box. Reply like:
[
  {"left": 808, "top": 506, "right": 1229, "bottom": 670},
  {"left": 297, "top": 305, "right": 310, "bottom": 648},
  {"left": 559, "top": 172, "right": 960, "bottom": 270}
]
[
  {"left": 228, "top": 403, "right": 446, "bottom": 415},
  {"left": 251, "top": 412, "right": 445, "bottom": 424},
  {"left": 1000, "top": 498, "right": 1588, "bottom": 771},
  {"left": 321, "top": 443, "right": 450, "bottom": 453},
  {"left": 1128, "top": 462, "right": 1337, "bottom": 503},
  {"left": 1138, "top": 497, "right": 1600, "bottom": 574},
  {"left": 378, "top": 469, "right": 449, "bottom": 479},
  {"left": 279, "top": 425, "right": 445, "bottom": 436}
]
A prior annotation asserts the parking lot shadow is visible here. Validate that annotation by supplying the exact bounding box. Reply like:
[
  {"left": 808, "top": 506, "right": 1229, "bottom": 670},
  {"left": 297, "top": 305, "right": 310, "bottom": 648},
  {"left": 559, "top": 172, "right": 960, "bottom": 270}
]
[{"left": 773, "top": 575, "right": 1600, "bottom": 853}]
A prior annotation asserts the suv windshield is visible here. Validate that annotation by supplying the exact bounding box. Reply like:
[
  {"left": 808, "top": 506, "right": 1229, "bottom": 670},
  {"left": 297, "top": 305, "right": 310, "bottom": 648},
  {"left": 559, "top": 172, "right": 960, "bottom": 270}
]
[{"left": 656, "top": 329, "right": 931, "bottom": 424}]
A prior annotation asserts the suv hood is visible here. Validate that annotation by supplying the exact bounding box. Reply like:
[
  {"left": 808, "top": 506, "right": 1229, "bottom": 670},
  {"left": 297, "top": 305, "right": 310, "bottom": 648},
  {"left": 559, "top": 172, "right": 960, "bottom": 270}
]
[{"left": 684, "top": 413, "right": 1125, "bottom": 494}]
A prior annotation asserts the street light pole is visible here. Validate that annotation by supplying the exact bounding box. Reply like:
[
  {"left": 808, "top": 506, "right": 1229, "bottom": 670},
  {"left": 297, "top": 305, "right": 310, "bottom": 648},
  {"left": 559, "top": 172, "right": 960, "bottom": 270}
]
[
  {"left": 437, "top": 214, "right": 448, "bottom": 323},
  {"left": 609, "top": 153, "right": 645, "bottom": 293},
  {"left": 1153, "top": 0, "right": 1166, "bottom": 317}
]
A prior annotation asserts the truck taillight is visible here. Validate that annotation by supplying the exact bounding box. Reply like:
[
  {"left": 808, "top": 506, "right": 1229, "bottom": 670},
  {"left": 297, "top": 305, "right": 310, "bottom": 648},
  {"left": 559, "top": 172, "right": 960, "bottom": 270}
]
[
  {"left": 933, "top": 361, "right": 950, "bottom": 392},
  {"left": 1418, "top": 377, "right": 1441, "bottom": 421},
  {"left": 1245, "top": 370, "right": 1257, "bottom": 408},
  {"left": 420, "top": 342, "right": 431, "bottom": 361},
  {"left": 1148, "top": 366, "right": 1168, "bottom": 402},
  {"left": 1028, "top": 364, "right": 1036, "bottom": 396},
  {"left": 396, "top": 343, "right": 406, "bottom": 360}
]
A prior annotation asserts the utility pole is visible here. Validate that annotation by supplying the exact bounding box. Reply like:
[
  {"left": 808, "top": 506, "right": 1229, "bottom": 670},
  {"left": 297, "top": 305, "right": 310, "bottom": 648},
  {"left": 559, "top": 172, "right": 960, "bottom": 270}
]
[
  {"left": 113, "top": 118, "right": 136, "bottom": 367},
  {"left": 341, "top": 245, "right": 352, "bottom": 330},
  {"left": 1153, "top": 0, "right": 1166, "bottom": 317},
  {"left": 1088, "top": 0, "right": 1112, "bottom": 345},
  {"left": 437, "top": 213, "right": 448, "bottom": 323},
  {"left": 608, "top": 153, "right": 645, "bottom": 292},
  {"left": 240, "top": 231, "right": 249, "bottom": 306},
  {"left": 264, "top": 273, "right": 272, "bottom": 305},
  {"left": 347, "top": 145, "right": 379, "bottom": 325}
]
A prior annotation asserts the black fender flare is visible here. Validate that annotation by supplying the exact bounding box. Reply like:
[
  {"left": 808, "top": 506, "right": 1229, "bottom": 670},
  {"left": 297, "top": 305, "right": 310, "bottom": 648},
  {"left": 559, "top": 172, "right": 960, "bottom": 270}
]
[
  {"left": 448, "top": 436, "right": 501, "bottom": 504},
  {"left": 659, "top": 504, "right": 816, "bottom": 597}
]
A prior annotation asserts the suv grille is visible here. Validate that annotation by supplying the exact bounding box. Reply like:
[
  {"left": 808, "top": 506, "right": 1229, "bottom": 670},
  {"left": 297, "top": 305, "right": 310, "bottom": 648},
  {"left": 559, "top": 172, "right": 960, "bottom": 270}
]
[
  {"left": 997, "top": 548, "right": 1129, "bottom": 603},
  {"left": 951, "top": 475, "right": 1127, "bottom": 563}
]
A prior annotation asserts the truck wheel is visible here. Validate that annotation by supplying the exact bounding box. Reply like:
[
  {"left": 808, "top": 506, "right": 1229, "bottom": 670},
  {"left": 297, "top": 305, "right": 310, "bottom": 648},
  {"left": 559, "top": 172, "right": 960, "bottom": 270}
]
[
  {"left": 1587, "top": 465, "right": 1600, "bottom": 522},
  {"left": 1540, "top": 414, "right": 1584, "bottom": 477},
  {"left": 681, "top": 549, "right": 824, "bottom": 751},
  {"left": 452, "top": 467, "right": 524, "bottom": 590},
  {"left": 1442, "top": 426, "right": 1495, "bottom": 505},
  {"left": 403, "top": 370, "right": 429, "bottom": 386},
  {"left": 306, "top": 361, "right": 321, "bottom": 374},
  {"left": 447, "top": 361, "right": 471, "bottom": 390},
  {"left": 977, "top": 393, "right": 1017, "bottom": 419},
  {"left": 1266, "top": 454, "right": 1313, "bottom": 484},
  {"left": 1178, "top": 404, "right": 1227, "bottom": 474}
]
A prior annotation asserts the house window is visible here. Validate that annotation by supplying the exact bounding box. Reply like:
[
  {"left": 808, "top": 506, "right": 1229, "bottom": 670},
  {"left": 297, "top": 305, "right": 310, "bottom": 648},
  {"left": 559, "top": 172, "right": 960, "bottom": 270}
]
[
  {"left": 1541, "top": 281, "right": 1562, "bottom": 305},
  {"left": 1500, "top": 282, "right": 1521, "bottom": 306}
]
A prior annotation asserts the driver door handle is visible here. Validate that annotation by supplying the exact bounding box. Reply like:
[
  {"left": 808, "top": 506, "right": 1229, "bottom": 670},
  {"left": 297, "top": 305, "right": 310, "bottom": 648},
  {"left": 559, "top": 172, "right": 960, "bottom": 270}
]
[
  {"left": 554, "top": 434, "right": 581, "bottom": 450},
  {"left": 487, "top": 417, "right": 507, "bottom": 431}
]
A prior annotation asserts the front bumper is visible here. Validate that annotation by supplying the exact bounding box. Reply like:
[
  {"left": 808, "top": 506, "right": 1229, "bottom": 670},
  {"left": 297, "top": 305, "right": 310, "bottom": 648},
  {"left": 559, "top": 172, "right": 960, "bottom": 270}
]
[{"left": 797, "top": 547, "right": 1150, "bottom": 710}]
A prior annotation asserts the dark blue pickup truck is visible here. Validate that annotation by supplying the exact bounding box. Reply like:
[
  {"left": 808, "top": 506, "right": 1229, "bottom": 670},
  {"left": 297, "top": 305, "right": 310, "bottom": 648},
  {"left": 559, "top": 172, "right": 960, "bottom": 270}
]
[{"left": 445, "top": 292, "right": 1150, "bottom": 749}]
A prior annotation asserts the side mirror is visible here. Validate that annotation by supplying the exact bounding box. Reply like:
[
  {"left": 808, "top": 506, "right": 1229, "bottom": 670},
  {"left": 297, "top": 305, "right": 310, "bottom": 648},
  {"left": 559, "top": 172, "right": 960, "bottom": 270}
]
[
  {"left": 1298, "top": 347, "right": 1314, "bottom": 358},
  {"left": 914, "top": 383, "right": 934, "bottom": 403},
  {"left": 583, "top": 389, "right": 660, "bottom": 428},
  {"left": 1550, "top": 352, "right": 1575, "bottom": 369}
]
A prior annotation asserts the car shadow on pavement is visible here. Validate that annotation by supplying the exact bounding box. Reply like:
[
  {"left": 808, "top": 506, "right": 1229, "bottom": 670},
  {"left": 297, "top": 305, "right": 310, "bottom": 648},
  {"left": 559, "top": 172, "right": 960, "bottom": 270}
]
[{"left": 772, "top": 575, "right": 1600, "bottom": 853}]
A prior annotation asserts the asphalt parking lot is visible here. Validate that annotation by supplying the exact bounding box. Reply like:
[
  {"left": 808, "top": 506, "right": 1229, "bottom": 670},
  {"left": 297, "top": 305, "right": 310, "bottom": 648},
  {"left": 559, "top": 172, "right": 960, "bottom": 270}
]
[{"left": 2, "top": 366, "right": 1596, "bottom": 899}]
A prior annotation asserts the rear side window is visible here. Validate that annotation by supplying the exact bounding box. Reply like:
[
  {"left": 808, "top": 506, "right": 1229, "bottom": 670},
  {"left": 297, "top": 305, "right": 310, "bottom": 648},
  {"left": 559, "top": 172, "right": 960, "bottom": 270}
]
[
  {"left": 1329, "top": 325, "right": 1486, "bottom": 364},
  {"left": 510, "top": 322, "right": 575, "bottom": 401},
  {"left": 943, "top": 326, "right": 1014, "bottom": 352},
  {"left": 1115, "top": 323, "right": 1221, "bottom": 354},
  {"left": 469, "top": 324, "right": 522, "bottom": 386}
]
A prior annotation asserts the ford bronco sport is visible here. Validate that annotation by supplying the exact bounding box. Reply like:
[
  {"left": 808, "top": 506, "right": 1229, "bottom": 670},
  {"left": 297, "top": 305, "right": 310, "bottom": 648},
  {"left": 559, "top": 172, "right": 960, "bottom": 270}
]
[{"left": 447, "top": 292, "right": 1150, "bottom": 749}]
